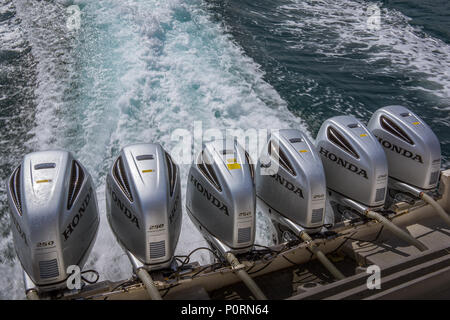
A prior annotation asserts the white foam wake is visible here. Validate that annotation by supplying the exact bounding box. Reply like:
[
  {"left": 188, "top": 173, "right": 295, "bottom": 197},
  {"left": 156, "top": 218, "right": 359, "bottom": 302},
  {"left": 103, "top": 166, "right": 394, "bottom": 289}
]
[
  {"left": 278, "top": 0, "right": 450, "bottom": 100},
  {"left": 1, "top": 0, "right": 306, "bottom": 298}
]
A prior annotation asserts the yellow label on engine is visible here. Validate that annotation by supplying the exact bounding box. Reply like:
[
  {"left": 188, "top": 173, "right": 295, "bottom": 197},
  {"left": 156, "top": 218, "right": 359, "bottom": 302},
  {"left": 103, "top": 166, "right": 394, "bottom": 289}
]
[
  {"left": 142, "top": 169, "right": 154, "bottom": 173},
  {"left": 299, "top": 150, "right": 308, "bottom": 153},
  {"left": 36, "top": 179, "right": 51, "bottom": 184},
  {"left": 413, "top": 121, "right": 420, "bottom": 125},
  {"left": 360, "top": 133, "right": 367, "bottom": 137},
  {"left": 227, "top": 163, "right": 241, "bottom": 170}
]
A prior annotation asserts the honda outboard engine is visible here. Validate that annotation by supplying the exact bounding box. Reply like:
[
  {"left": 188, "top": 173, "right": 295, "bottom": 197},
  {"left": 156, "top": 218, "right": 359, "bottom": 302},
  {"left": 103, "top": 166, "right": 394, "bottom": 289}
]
[
  {"left": 185, "top": 140, "right": 270, "bottom": 299},
  {"left": 106, "top": 143, "right": 182, "bottom": 271},
  {"left": 256, "top": 129, "right": 327, "bottom": 234},
  {"left": 316, "top": 116, "right": 388, "bottom": 208},
  {"left": 7, "top": 150, "right": 100, "bottom": 293},
  {"left": 316, "top": 116, "right": 428, "bottom": 251},
  {"left": 255, "top": 130, "right": 345, "bottom": 280},
  {"left": 367, "top": 105, "right": 441, "bottom": 190},
  {"left": 367, "top": 106, "right": 450, "bottom": 229},
  {"left": 186, "top": 139, "right": 255, "bottom": 254}
]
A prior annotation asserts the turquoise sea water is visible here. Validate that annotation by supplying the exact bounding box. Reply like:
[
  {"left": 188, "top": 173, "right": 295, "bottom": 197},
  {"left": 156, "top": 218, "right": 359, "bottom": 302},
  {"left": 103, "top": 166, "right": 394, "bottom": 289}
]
[{"left": 208, "top": 0, "right": 450, "bottom": 163}]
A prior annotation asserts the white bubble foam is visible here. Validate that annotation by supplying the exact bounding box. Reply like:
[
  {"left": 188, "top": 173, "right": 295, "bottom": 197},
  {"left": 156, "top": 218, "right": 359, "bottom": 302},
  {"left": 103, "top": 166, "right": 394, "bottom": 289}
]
[
  {"left": 1, "top": 0, "right": 306, "bottom": 298},
  {"left": 14, "top": 0, "right": 79, "bottom": 152},
  {"left": 278, "top": 0, "right": 450, "bottom": 100}
]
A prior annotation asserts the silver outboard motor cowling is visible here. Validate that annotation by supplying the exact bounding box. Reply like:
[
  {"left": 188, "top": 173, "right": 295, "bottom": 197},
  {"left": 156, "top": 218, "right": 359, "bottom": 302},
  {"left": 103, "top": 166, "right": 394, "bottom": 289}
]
[
  {"left": 186, "top": 140, "right": 268, "bottom": 300},
  {"left": 106, "top": 143, "right": 182, "bottom": 271},
  {"left": 316, "top": 116, "right": 388, "bottom": 208},
  {"left": 256, "top": 130, "right": 345, "bottom": 280},
  {"left": 367, "top": 105, "right": 441, "bottom": 190},
  {"left": 186, "top": 139, "right": 255, "bottom": 254},
  {"left": 7, "top": 150, "right": 100, "bottom": 292},
  {"left": 316, "top": 116, "right": 428, "bottom": 252},
  {"left": 367, "top": 106, "right": 450, "bottom": 230},
  {"left": 256, "top": 129, "right": 327, "bottom": 233}
]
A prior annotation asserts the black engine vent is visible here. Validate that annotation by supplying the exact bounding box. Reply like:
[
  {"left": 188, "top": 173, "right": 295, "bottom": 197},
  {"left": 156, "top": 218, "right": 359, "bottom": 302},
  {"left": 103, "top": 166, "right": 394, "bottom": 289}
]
[
  {"left": 245, "top": 151, "right": 255, "bottom": 181},
  {"left": 165, "top": 152, "right": 177, "bottom": 196},
  {"left": 113, "top": 157, "right": 133, "bottom": 202},
  {"left": 39, "top": 259, "right": 59, "bottom": 279},
  {"left": 268, "top": 140, "right": 296, "bottom": 176},
  {"left": 149, "top": 240, "right": 166, "bottom": 259},
  {"left": 67, "top": 161, "right": 85, "bottom": 210},
  {"left": 327, "top": 126, "right": 360, "bottom": 159},
  {"left": 9, "top": 166, "right": 22, "bottom": 216},
  {"left": 197, "top": 151, "right": 222, "bottom": 192},
  {"left": 380, "top": 115, "right": 414, "bottom": 145},
  {"left": 237, "top": 227, "right": 251, "bottom": 243}
]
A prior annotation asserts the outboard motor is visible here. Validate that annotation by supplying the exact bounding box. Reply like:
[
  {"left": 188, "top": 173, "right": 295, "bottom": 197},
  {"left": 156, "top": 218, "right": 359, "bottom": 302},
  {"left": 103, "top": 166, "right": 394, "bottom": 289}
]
[
  {"left": 186, "top": 139, "right": 255, "bottom": 253},
  {"left": 106, "top": 143, "right": 182, "bottom": 269},
  {"left": 316, "top": 116, "right": 427, "bottom": 251},
  {"left": 106, "top": 143, "right": 182, "bottom": 300},
  {"left": 186, "top": 139, "right": 267, "bottom": 299},
  {"left": 368, "top": 105, "right": 440, "bottom": 189},
  {"left": 7, "top": 150, "right": 100, "bottom": 298},
  {"left": 316, "top": 116, "right": 388, "bottom": 208},
  {"left": 255, "top": 129, "right": 344, "bottom": 280},
  {"left": 256, "top": 129, "right": 327, "bottom": 234},
  {"left": 368, "top": 105, "right": 449, "bottom": 226}
]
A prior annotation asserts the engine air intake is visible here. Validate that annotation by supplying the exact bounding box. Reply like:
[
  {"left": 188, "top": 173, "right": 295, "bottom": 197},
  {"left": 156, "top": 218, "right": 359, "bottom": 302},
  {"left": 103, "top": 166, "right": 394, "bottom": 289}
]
[
  {"left": 9, "top": 166, "right": 22, "bottom": 216},
  {"left": 380, "top": 115, "right": 414, "bottom": 145},
  {"left": 113, "top": 157, "right": 133, "bottom": 202},
  {"left": 39, "top": 259, "right": 59, "bottom": 279},
  {"left": 327, "top": 126, "right": 359, "bottom": 159},
  {"left": 67, "top": 161, "right": 85, "bottom": 210}
]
